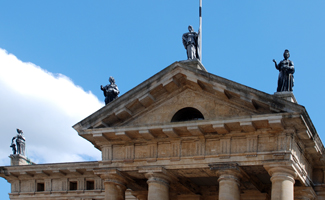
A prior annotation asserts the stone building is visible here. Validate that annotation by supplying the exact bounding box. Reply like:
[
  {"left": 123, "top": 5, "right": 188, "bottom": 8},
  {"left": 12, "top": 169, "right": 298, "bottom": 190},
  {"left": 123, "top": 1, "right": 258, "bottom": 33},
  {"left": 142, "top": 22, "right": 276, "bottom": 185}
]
[{"left": 1, "top": 60, "right": 325, "bottom": 199}]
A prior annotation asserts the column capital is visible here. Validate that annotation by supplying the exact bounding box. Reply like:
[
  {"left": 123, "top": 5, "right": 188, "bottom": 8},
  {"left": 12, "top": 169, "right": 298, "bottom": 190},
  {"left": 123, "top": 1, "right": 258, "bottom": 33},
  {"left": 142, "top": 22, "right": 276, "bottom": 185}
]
[
  {"left": 146, "top": 175, "right": 170, "bottom": 187},
  {"left": 218, "top": 174, "right": 240, "bottom": 187},
  {"left": 94, "top": 169, "right": 128, "bottom": 187},
  {"left": 142, "top": 167, "right": 172, "bottom": 200},
  {"left": 145, "top": 171, "right": 172, "bottom": 187},
  {"left": 139, "top": 166, "right": 175, "bottom": 185},
  {"left": 209, "top": 162, "right": 242, "bottom": 200},
  {"left": 264, "top": 165, "right": 297, "bottom": 183},
  {"left": 265, "top": 165, "right": 296, "bottom": 200}
]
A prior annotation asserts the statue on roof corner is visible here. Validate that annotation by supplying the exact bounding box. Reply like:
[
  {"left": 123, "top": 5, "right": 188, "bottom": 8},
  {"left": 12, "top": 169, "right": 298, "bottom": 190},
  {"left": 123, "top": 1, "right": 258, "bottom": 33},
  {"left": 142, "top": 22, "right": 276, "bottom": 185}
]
[
  {"left": 101, "top": 76, "right": 120, "bottom": 105},
  {"left": 10, "top": 129, "right": 26, "bottom": 155},
  {"left": 273, "top": 49, "right": 295, "bottom": 92},
  {"left": 182, "top": 25, "right": 200, "bottom": 60}
]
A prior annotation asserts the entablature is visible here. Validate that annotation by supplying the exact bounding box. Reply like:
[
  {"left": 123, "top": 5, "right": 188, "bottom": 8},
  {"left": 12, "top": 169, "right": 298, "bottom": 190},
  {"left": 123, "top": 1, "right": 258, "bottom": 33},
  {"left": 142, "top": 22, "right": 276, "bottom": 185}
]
[
  {"left": 0, "top": 161, "right": 100, "bottom": 180},
  {"left": 80, "top": 113, "right": 299, "bottom": 147}
]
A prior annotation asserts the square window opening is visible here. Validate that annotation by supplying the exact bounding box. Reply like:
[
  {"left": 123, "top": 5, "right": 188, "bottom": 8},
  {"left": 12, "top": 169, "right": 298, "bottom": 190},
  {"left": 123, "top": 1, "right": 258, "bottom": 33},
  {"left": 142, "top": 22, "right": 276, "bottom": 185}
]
[
  {"left": 37, "top": 183, "right": 45, "bottom": 192},
  {"left": 86, "top": 180, "right": 94, "bottom": 190},
  {"left": 69, "top": 181, "right": 78, "bottom": 191}
]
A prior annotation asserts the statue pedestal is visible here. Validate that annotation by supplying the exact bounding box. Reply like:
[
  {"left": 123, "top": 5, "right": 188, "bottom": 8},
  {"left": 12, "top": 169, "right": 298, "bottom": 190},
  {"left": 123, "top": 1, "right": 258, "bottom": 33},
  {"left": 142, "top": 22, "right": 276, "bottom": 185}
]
[
  {"left": 9, "top": 154, "right": 34, "bottom": 166},
  {"left": 179, "top": 59, "right": 207, "bottom": 72},
  {"left": 274, "top": 91, "right": 297, "bottom": 103}
]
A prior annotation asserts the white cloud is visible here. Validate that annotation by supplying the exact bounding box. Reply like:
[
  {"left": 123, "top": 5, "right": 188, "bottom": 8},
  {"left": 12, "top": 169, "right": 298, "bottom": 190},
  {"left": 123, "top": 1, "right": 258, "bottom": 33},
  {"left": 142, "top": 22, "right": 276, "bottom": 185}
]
[{"left": 0, "top": 48, "right": 103, "bottom": 165}]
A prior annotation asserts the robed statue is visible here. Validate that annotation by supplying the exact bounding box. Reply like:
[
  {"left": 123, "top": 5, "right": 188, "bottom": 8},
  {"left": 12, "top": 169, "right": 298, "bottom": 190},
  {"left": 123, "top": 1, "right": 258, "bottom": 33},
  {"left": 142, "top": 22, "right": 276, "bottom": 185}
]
[
  {"left": 11, "top": 129, "right": 26, "bottom": 155},
  {"left": 273, "top": 49, "right": 295, "bottom": 92},
  {"left": 101, "top": 76, "right": 120, "bottom": 105},
  {"left": 182, "top": 25, "right": 200, "bottom": 60}
]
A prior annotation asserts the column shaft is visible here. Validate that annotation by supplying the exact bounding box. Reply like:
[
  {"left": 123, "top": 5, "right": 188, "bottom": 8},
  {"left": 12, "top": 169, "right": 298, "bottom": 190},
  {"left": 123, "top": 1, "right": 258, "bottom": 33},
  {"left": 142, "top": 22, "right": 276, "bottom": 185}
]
[
  {"left": 95, "top": 169, "right": 128, "bottom": 200},
  {"left": 117, "top": 184, "right": 126, "bottom": 200},
  {"left": 218, "top": 174, "right": 240, "bottom": 200},
  {"left": 104, "top": 182, "right": 119, "bottom": 200},
  {"left": 268, "top": 167, "right": 296, "bottom": 200},
  {"left": 147, "top": 177, "right": 170, "bottom": 200},
  {"left": 103, "top": 179, "right": 127, "bottom": 200},
  {"left": 271, "top": 174, "right": 294, "bottom": 200}
]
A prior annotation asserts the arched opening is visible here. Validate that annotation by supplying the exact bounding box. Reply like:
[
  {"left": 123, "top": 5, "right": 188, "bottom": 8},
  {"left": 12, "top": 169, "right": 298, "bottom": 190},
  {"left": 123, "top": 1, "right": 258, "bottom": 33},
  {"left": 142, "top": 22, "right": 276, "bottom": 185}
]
[{"left": 171, "top": 107, "right": 204, "bottom": 122}]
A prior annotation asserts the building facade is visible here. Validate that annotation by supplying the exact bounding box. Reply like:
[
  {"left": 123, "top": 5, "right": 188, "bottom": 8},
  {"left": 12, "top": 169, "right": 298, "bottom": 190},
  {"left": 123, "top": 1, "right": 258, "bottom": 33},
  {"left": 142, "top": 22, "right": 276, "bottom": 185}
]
[{"left": 1, "top": 60, "right": 325, "bottom": 200}]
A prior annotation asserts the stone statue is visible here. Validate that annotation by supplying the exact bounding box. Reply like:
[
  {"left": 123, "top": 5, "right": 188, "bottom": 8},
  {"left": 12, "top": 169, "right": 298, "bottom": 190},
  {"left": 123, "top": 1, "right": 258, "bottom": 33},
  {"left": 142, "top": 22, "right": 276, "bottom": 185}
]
[
  {"left": 11, "top": 129, "right": 26, "bottom": 155},
  {"left": 273, "top": 49, "right": 295, "bottom": 92},
  {"left": 182, "top": 25, "right": 200, "bottom": 60},
  {"left": 101, "top": 76, "right": 120, "bottom": 105},
  {"left": 10, "top": 138, "right": 16, "bottom": 154}
]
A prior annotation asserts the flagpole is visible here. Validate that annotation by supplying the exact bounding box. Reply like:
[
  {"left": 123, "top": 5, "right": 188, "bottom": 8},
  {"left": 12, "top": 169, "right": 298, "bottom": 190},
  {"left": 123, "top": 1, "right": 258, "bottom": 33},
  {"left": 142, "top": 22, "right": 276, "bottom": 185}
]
[{"left": 199, "top": 0, "right": 202, "bottom": 61}]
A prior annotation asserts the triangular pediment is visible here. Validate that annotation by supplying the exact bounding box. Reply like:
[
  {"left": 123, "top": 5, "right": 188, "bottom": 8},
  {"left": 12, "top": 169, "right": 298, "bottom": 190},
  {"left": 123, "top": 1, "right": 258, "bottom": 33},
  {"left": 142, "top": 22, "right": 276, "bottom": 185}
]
[
  {"left": 74, "top": 60, "right": 304, "bottom": 129},
  {"left": 73, "top": 60, "right": 309, "bottom": 148},
  {"left": 123, "top": 88, "right": 256, "bottom": 127}
]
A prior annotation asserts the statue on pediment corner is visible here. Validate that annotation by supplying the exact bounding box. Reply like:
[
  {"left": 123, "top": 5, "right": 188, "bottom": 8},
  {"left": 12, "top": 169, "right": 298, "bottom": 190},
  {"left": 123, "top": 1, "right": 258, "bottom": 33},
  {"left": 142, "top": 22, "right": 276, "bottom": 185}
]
[
  {"left": 101, "top": 76, "right": 120, "bottom": 105},
  {"left": 11, "top": 129, "right": 25, "bottom": 155}
]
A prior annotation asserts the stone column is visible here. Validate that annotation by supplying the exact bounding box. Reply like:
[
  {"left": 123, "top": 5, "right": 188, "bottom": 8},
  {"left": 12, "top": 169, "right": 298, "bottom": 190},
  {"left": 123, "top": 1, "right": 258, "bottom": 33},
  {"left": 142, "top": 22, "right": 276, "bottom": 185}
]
[
  {"left": 145, "top": 172, "right": 171, "bottom": 200},
  {"left": 218, "top": 171, "right": 241, "bottom": 200},
  {"left": 104, "top": 181, "right": 119, "bottom": 200},
  {"left": 267, "top": 167, "right": 296, "bottom": 200},
  {"left": 104, "top": 179, "right": 127, "bottom": 200},
  {"left": 209, "top": 163, "right": 242, "bottom": 200},
  {"left": 95, "top": 169, "right": 128, "bottom": 200}
]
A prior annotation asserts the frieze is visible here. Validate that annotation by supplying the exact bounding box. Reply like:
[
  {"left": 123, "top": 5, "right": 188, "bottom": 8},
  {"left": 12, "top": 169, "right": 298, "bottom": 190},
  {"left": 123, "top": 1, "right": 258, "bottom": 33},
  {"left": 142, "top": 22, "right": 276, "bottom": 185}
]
[
  {"left": 11, "top": 180, "right": 19, "bottom": 193},
  {"left": 107, "top": 132, "right": 300, "bottom": 162},
  {"left": 246, "top": 135, "right": 258, "bottom": 157},
  {"left": 45, "top": 179, "right": 51, "bottom": 192},
  {"left": 125, "top": 144, "right": 135, "bottom": 162},
  {"left": 102, "top": 144, "right": 113, "bottom": 162},
  {"left": 135, "top": 143, "right": 149, "bottom": 159},
  {"left": 170, "top": 140, "right": 181, "bottom": 161}
]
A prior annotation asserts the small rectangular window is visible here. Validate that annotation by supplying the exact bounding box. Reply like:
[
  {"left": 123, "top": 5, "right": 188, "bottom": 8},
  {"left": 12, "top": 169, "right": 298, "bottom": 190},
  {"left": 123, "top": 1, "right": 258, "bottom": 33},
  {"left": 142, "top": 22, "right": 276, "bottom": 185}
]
[
  {"left": 86, "top": 180, "right": 94, "bottom": 190},
  {"left": 69, "top": 181, "right": 78, "bottom": 190},
  {"left": 37, "top": 183, "right": 45, "bottom": 192}
]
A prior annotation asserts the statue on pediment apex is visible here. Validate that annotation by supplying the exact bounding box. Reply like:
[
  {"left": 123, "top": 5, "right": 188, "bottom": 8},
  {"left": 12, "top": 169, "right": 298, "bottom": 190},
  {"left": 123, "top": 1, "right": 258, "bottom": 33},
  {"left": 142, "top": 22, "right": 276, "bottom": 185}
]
[{"left": 273, "top": 49, "right": 295, "bottom": 92}]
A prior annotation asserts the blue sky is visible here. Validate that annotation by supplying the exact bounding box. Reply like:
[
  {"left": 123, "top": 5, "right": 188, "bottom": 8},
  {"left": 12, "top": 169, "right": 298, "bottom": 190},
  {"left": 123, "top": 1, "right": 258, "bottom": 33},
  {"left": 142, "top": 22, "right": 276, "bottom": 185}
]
[{"left": 1, "top": 1, "right": 325, "bottom": 199}]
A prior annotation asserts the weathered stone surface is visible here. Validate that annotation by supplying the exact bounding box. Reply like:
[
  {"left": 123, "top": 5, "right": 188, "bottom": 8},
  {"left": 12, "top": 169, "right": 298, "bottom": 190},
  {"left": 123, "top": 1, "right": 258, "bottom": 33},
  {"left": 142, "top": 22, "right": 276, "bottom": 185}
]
[{"left": 2, "top": 60, "right": 325, "bottom": 199}]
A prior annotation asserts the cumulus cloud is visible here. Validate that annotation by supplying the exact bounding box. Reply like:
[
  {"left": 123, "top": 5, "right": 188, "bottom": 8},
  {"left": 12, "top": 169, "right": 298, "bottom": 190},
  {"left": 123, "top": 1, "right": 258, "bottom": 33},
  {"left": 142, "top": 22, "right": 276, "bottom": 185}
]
[{"left": 0, "top": 48, "right": 103, "bottom": 166}]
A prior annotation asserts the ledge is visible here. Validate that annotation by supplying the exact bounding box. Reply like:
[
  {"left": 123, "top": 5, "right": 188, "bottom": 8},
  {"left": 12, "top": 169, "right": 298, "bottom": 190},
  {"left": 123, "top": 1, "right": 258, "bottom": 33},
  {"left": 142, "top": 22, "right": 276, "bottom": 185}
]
[{"left": 83, "top": 113, "right": 287, "bottom": 144}]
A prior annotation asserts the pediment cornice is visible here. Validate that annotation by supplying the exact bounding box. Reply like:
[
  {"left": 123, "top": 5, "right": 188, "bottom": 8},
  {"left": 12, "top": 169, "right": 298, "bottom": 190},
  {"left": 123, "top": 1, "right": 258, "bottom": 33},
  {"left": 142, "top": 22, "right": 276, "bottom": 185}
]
[
  {"left": 79, "top": 112, "right": 309, "bottom": 147},
  {"left": 74, "top": 60, "right": 304, "bottom": 133}
]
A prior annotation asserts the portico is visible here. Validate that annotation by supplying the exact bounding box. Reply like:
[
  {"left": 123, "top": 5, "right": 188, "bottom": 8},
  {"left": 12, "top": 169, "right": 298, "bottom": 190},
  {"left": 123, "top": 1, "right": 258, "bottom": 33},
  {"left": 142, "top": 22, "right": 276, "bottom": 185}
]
[{"left": 1, "top": 60, "right": 325, "bottom": 199}]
